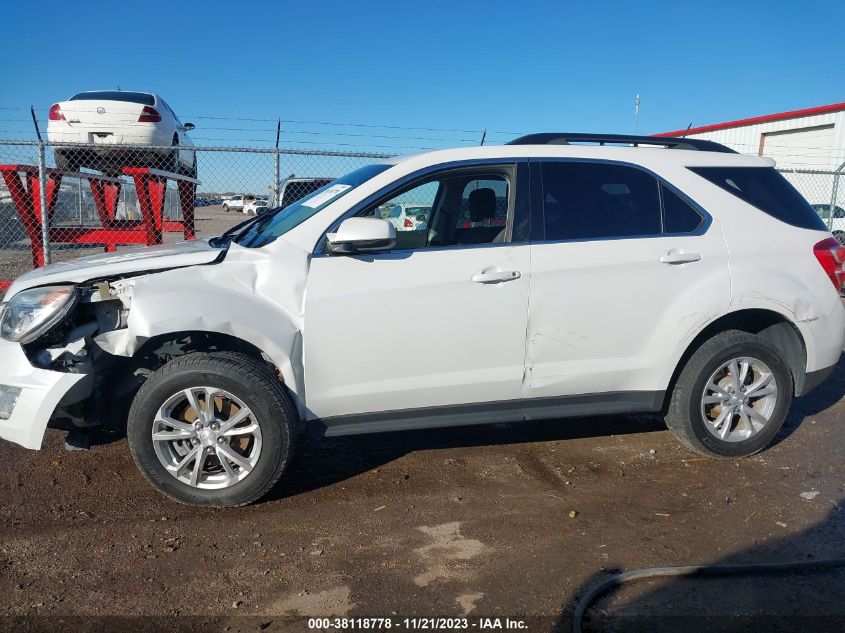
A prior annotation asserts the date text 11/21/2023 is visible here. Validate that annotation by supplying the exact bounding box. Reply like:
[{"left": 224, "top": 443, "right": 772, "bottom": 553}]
[{"left": 306, "top": 617, "right": 528, "bottom": 630}]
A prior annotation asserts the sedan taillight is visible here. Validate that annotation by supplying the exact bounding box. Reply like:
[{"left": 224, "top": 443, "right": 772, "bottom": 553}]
[
  {"left": 138, "top": 106, "right": 162, "bottom": 123},
  {"left": 813, "top": 237, "right": 845, "bottom": 291},
  {"left": 48, "top": 104, "right": 65, "bottom": 121},
  {"left": 404, "top": 218, "right": 414, "bottom": 228}
]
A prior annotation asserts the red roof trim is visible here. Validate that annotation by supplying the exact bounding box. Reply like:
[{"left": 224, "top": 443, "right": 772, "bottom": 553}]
[{"left": 655, "top": 102, "right": 845, "bottom": 137}]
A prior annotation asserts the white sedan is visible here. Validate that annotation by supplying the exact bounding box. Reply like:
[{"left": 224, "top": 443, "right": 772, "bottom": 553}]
[
  {"left": 384, "top": 203, "right": 429, "bottom": 231},
  {"left": 243, "top": 199, "right": 270, "bottom": 215},
  {"left": 47, "top": 91, "right": 197, "bottom": 178}
]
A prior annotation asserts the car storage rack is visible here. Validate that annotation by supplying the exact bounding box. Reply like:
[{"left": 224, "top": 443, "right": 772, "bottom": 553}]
[
  {"left": 507, "top": 133, "right": 736, "bottom": 153},
  {"left": 0, "top": 165, "right": 198, "bottom": 289}
]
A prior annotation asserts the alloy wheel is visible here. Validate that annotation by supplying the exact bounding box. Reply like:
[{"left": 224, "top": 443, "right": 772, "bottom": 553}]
[
  {"left": 700, "top": 356, "right": 778, "bottom": 442},
  {"left": 151, "top": 386, "right": 262, "bottom": 489}
]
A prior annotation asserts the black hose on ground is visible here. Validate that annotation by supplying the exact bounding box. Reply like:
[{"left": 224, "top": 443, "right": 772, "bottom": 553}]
[{"left": 573, "top": 558, "right": 845, "bottom": 633}]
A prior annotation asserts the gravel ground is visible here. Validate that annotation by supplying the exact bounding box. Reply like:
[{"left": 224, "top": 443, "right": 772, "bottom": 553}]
[{"left": 1, "top": 355, "right": 844, "bottom": 632}]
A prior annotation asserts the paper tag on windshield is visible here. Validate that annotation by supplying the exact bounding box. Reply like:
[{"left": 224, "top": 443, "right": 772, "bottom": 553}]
[{"left": 300, "top": 184, "right": 352, "bottom": 208}]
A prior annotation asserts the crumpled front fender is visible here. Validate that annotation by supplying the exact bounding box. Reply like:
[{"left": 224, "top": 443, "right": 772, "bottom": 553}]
[{"left": 94, "top": 244, "right": 309, "bottom": 412}]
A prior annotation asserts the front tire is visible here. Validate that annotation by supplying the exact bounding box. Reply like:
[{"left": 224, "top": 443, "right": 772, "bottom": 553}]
[
  {"left": 665, "top": 330, "right": 792, "bottom": 458},
  {"left": 127, "top": 352, "right": 297, "bottom": 506}
]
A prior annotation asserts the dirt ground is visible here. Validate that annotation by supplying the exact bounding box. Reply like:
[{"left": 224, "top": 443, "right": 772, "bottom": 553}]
[
  {"left": 1, "top": 211, "right": 844, "bottom": 631},
  {"left": 1, "top": 353, "right": 844, "bottom": 632}
]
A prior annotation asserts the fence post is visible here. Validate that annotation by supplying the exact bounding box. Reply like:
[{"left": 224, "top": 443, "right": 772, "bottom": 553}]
[
  {"left": 36, "top": 141, "right": 51, "bottom": 265},
  {"left": 273, "top": 119, "right": 281, "bottom": 207},
  {"left": 830, "top": 160, "right": 845, "bottom": 231},
  {"left": 273, "top": 148, "right": 281, "bottom": 207}
]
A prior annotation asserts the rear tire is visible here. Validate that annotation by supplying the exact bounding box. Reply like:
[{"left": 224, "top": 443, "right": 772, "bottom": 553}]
[
  {"left": 127, "top": 352, "right": 297, "bottom": 506},
  {"left": 665, "top": 330, "right": 792, "bottom": 458}
]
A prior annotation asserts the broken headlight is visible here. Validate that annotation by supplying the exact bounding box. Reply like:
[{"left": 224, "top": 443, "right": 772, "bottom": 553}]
[{"left": 0, "top": 286, "right": 78, "bottom": 344}]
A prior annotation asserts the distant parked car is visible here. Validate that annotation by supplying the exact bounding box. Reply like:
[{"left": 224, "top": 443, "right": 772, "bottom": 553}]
[
  {"left": 243, "top": 200, "right": 269, "bottom": 215},
  {"left": 223, "top": 195, "right": 254, "bottom": 213},
  {"left": 812, "top": 204, "right": 845, "bottom": 244},
  {"left": 385, "top": 203, "right": 426, "bottom": 231},
  {"left": 47, "top": 91, "right": 197, "bottom": 178},
  {"left": 279, "top": 178, "right": 332, "bottom": 208}
]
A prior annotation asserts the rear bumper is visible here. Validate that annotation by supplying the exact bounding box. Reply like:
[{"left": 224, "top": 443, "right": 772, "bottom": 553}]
[
  {"left": 802, "top": 300, "right": 845, "bottom": 374},
  {"left": 0, "top": 339, "right": 90, "bottom": 450},
  {"left": 794, "top": 299, "right": 844, "bottom": 396}
]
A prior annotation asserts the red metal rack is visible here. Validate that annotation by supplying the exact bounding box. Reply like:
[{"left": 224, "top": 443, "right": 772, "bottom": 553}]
[{"left": 0, "top": 165, "right": 198, "bottom": 288}]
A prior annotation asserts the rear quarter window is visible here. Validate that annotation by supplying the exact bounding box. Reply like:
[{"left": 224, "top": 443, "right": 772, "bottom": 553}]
[{"left": 690, "top": 166, "right": 826, "bottom": 231}]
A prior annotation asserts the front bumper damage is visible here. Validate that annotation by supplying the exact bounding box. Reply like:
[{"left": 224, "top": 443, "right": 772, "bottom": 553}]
[
  {"left": 0, "top": 280, "right": 126, "bottom": 450},
  {"left": 0, "top": 337, "right": 91, "bottom": 449}
]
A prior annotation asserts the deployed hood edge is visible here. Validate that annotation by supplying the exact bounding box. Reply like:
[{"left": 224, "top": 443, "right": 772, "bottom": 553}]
[{"left": 4, "top": 242, "right": 227, "bottom": 299}]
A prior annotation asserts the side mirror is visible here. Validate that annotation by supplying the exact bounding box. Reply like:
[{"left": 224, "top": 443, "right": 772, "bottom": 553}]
[
  {"left": 326, "top": 217, "right": 396, "bottom": 254},
  {"left": 183, "top": 122, "right": 196, "bottom": 131}
]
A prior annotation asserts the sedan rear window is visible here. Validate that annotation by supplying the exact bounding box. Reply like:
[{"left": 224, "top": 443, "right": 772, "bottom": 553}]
[
  {"left": 69, "top": 91, "right": 155, "bottom": 106},
  {"left": 690, "top": 167, "right": 826, "bottom": 231}
]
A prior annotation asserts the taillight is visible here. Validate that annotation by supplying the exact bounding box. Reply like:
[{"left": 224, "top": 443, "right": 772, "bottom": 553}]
[
  {"left": 813, "top": 237, "right": 845, "bottom": 291},
  {"left": 138, "top": 106, "right": 162, "bottom": 123},
  {"left": 48, "top": 104, "right": 65, "bottom": 121},
  {"left": 404, "top": 218, "right": 414, "bottom": 228}
]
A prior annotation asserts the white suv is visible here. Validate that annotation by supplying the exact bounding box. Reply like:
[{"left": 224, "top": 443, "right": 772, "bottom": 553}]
[{"left": 1, "top": 133, "right": 843, "bottom": 506}]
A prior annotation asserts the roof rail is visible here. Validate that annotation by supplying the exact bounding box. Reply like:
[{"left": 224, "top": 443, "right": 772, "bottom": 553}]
[{"left": 507, "top": 132, "right": 736, "bottom": 153}]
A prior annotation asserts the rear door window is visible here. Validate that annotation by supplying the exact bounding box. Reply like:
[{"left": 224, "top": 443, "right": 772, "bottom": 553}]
[
  {"left": 540, "top": 162, "right": 662, "bottom": 240},
  {"left": 662, "top": 185, "right": 704, "bottom": 233},
  {"left": 690, "top": 167, "right": 826, "bottom": 231}
]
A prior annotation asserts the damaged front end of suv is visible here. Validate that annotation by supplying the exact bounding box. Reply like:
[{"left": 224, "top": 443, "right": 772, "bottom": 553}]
[
  {"left": 0, "top": 233, "right": 308, "bottom": 454},
  {"left": 0, "top": 279, "right": 131, "bottom": 448}
]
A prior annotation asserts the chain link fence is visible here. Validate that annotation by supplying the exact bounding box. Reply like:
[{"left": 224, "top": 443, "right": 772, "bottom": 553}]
[
  {"left": 779, "top": 167, "right": 845, "bottom": 235},
  {"left": 0, "top": 140, "right": 392, "bottom": 287},
  {"left": 1, "top": 140, "right": 844, "bottom": 288}
]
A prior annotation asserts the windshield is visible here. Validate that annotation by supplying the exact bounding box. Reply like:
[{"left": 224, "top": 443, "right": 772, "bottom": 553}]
[{"left": 236, "top": 163, "right": 392, "bottom": 248}]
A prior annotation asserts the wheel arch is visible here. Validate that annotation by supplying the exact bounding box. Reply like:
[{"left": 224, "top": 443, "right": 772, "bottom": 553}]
[
  {"left": 96, "top": 328, "right": 303, "bottom": 432},
  {"left": 663, "top": 308, "right": 807, "bottom": 412}
]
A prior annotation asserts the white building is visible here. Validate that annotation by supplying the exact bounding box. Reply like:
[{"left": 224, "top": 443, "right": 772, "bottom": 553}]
[{"left": 657, "top": 103, "right": 845, "bottom": 212}]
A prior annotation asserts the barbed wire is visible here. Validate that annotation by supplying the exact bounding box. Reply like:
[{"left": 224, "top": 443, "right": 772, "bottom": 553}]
[
  {"left": 1, "top": 104, "right": 504, "bottom": 135},
  {"left": 1, "top": 104, "right": 843, "bottom": 163}
]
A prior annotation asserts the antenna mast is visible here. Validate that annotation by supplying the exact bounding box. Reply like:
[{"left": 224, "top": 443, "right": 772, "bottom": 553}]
[{"left": 634, "top": 94, "right": 641, "bottom": 134}]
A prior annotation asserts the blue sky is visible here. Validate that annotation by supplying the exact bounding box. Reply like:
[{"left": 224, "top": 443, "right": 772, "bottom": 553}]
[{"left": 0, "top": 0, "right": 843, "bottom": 152}]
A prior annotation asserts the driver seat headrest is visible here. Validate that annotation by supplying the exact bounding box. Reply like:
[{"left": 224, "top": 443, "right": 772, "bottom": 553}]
[{"left": 468, "top": 188, "right": 496, "bottom": 222}]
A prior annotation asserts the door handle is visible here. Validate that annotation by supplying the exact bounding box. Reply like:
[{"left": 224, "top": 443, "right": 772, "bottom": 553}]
[
  {"left": 471, "top": 270, "right": 521, "bottom": 284},
  {"left": 660, "top": 250, "right": 701, "bottom": 265}
]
